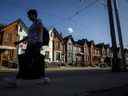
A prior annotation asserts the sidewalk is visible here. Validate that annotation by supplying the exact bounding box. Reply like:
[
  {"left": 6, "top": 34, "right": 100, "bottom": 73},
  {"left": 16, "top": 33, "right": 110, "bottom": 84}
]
[
  {"left": 0, "top": 66, "right": 111, "bottom": 72},
  {"left": 0, "top": 66, "right": 17, "bottom": 72}
]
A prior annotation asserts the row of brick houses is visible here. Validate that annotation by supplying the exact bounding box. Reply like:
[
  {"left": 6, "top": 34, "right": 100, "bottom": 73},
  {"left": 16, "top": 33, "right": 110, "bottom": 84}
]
[
  {"left": 0, "top": 19, "right": 128, "bottom": 67},
  {"left": 42, "top": 28, "right": 113, "bottom": 67},
  {"left": 62, "top": 37, "right": 113, "bottom": 67}
]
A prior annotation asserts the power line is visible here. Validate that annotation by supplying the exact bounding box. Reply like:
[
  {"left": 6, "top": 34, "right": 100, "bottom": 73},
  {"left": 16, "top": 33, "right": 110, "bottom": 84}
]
[
  {"left": 115, "top": 0, "right": 128, "bottom": 49},
  {"left": 97, "top": 0, "right": 107, "bottom": 7},
  {"left": 43, "top": 0, "right": 110, "bottom": 41},
  {"left": 66, "top": 0, "right": 98, "bottom": 21},
  {"left": 44, "top": 0, "right": 99, "bottom": 29}
]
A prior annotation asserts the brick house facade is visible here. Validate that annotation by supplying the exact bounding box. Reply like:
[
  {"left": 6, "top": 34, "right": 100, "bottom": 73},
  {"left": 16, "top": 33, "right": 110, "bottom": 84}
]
[
  {"left": 0, "top": 20, "right": 115, "bottom": 68},
  {"left": 41, "top": 27, "right": 64, "bottom": 67},
  {"left": 63, "top": 35, "right": 74, "bottom": 65},
  {"left": 0, "top": 19, "right": 27, "bottom": 67}
]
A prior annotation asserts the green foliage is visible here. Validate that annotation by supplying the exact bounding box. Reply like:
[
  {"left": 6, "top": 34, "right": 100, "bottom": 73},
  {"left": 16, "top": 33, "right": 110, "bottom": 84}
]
[{"left": 0, "top": 24, "right": 5, "bottom": 29}]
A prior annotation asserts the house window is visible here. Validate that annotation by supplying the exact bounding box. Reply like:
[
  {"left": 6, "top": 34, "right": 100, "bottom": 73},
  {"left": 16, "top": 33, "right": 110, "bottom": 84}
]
[
  {"left": 9, "top": 33, "right": 12, "bottom": 41},
  {"left": 45, "top": 51, "right": 49, "bottom": 59},
  {"left": 4, "top": 33, "right": 9, "bottom": 43},
  {"left": 10, "top": 50, "right": 14, "bottom": 57},
  {"left": 4, "top": 51, "right": 8, "bottom": 55},
  {"left": 56, "top": 42, "right": 60, "bottom": 49},
  {"left": 51, "top": 32, "right": 53, "bottom": 37},
  {"left": 19, "top": 27, "right": 22, "bottom": 32},
  {"left": 56, "top": 52, "right": 61, "bottom": 61},
  {"left": 68, "top": 53, "right": 70, "bottom": 57}
]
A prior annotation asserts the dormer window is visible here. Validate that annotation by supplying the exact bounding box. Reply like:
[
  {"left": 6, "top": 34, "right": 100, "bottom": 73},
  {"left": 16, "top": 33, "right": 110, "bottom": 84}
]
[
  {"left": 51, "top": 32, "right": 53, "bottom": 37},
  {"left": 19, "top": 26, "right": 22, "bottom": 32}
]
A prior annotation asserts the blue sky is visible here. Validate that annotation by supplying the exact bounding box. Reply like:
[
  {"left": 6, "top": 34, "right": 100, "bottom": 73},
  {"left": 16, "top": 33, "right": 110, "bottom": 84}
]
[{"left": 0, "top": 0, "right": 128, "bottom": 47}]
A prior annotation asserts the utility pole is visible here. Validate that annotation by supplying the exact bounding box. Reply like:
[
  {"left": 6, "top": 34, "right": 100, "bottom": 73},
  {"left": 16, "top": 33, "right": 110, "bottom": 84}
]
[
  {"left": 113, "top": 0, "right": 127, "bottom": 71},
  {"left": 107, "top": 0, "right": 121, "bottom": 72}
]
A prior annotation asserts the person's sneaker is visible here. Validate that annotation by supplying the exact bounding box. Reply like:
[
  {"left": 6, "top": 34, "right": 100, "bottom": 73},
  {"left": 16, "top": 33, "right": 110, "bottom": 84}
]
[
  {"left": 36, "top": 77, "right": 50, "bottom": 85},
  {"left": 43, "top": 77, "right": 50, "bottom": 84}
]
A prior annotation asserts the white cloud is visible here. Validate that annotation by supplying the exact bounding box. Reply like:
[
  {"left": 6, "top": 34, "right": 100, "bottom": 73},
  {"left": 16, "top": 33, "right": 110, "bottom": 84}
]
[{"left": 68, "top": 27, "right": 74, "bottom": 33}]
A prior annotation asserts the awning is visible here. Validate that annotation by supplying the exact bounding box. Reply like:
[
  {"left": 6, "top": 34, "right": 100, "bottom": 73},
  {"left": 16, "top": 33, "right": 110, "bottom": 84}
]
[{"left": 0, "top": 46, "right": 16, "bottom": 49}]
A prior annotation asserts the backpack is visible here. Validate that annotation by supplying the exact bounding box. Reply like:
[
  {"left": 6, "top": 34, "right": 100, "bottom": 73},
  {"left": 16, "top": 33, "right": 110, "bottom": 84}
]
[{"left": 42, "top": 27, "right": 49, "bottom": 46}]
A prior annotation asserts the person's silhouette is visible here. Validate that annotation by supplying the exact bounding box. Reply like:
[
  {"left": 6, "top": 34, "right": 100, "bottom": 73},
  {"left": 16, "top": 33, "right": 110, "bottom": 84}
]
[
  {"left": 17, "top": 9, "right": 44, "bottom": 79},
  {"left": 2, "top": 9, "right": 49, "bottom": 87}
]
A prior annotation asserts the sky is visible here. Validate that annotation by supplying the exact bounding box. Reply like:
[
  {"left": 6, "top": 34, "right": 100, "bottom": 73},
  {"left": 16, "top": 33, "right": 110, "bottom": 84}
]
[{"left": 0, "top": 0, "right": 128, "bottom": 47}]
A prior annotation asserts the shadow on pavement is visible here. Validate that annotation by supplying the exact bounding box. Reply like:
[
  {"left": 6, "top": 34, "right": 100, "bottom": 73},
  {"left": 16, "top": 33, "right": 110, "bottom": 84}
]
[{"left": 77, "top": 84, "right": 128, "bottom": 96}]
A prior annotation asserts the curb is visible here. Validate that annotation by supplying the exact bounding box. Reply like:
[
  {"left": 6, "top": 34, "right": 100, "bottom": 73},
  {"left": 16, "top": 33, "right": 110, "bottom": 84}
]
[{"left": 0, "top": 67, "right": 111, "bottom": 73}]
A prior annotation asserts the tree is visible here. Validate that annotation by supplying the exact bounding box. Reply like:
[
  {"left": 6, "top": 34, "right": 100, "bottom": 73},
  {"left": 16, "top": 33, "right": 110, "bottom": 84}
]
[{"left": 0, "top": 24, "right": 6, "bottom": 30}]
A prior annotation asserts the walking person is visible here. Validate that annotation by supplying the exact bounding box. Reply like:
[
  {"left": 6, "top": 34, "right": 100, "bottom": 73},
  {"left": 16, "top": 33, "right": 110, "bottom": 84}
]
[
  {"left": 16, "top": 9, "right": 50, "bottom": 81},
  {"left": 3, "top": 9, "right": 50, "bottom": 87},
  {"left": 17, "top": 9, "right": 44, "bottom": 79}
]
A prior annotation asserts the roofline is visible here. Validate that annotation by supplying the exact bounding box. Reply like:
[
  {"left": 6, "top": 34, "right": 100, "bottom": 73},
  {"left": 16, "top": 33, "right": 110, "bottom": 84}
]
[{"left": 1, "top": 18, "right": 28, "bottom": 32}]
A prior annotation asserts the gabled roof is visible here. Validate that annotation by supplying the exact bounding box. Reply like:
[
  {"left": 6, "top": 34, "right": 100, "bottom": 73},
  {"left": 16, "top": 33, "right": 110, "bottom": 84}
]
[
  {"left": 77, "top": 39, "right": 88, "bottom": 45},
  {"left": 104, "top": 44, "right": 110, "bottom": 48},
  {"left": 96, "top": 43, "right": 110, "bottom": 49},
  {"left": 63, "top": 35, "right": 74, "bottom": 44},
  {"left": 96, "top": 43, "right": 104, "bottom": 48},
  {"left": 50, "top": 27, "right": 63, "bottom": 41},
  {"left": 0, "top": 19, "right": 28, "bottom": 32},
  {"left": 17, "top": 19, "right": 28, "bottom": 30},
  {"left": 87, "top": 40, "right": 95, "bottom": 47}
]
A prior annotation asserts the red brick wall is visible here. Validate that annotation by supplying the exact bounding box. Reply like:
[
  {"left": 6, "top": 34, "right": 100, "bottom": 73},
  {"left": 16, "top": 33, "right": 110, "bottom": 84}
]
[{"left": 0, "top": 22, "right": 18, "bottom": 66}]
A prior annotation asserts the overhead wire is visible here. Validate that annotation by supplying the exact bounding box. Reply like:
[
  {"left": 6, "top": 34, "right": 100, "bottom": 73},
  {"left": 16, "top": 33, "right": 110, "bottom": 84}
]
[
  {"left": 117, "top": 0, "right": 128, "bottom": 48},
  {"left": 45, "top": 0, "right": 99, "bottom": 35},
  {"left": 66, "top": 0, "right": 99, "bottom": 21}
]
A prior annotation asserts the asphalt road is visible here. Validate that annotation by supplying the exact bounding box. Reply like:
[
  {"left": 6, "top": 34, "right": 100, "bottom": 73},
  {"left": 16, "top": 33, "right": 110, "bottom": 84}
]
[
  {"left": 0, "top": 69, "right": 128, "bottom": 96},
  {"left": 85, "top": 84, "right": 128, "bottom": 96}
]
